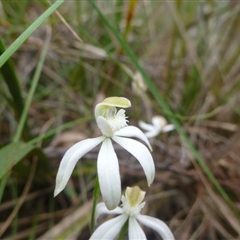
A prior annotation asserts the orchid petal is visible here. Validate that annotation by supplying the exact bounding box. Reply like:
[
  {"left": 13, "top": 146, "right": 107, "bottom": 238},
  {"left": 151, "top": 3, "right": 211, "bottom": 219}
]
[
  {"left": 129, "top": 217, "right": 146, "bottom": 239},
  {"left": 54, "top": 136, "right": 104, "bottom": 197},
  {"left": 96, "top": 202, "right": 123, "bottom": 221},
  {"left": 96, "top": 116, "right": 113, "bottom": 137},
  {"left": 90, "top": 215, "right": 128, "bottom": 240},
  {"left": 144, "top": 129, "right": 159, "bottom": 138},
  {"left": 115, "top": 126, "right": 152, "bottom": 151},
  {"left": 163, "top": 124, "right": 175, "bottom": 132},
  {"left": 137, "top": 215, "right": 175, "bottom": 240},
  {"left": 139, "top": 120, "right": 154, "bottom": 132},
  {"left": 98, "top": 138, "right": 121, "bottom": 210},
  {"left": 112, "top": 136, "right": 155, "bottom": 186}
]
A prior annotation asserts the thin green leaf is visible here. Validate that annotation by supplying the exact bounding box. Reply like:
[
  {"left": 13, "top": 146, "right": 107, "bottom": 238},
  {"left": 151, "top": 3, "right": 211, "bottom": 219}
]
[
  {"left": 0, "top": 142, "right": 35, "bottom": 179},
  {"left": 0, "top": 39, "right": 31, "bottom": 140},
  {"left": 0, "top": 173, "right": 9, "bottom": 204},
  {"left": 0, "top": 0, "right": 64, "bottom": 68},
  {"left": 0, "top": 39, "right": 24, "bottom": 115},
  {"left": 14, "top": 26, "right": 51, "bottom": 142}
]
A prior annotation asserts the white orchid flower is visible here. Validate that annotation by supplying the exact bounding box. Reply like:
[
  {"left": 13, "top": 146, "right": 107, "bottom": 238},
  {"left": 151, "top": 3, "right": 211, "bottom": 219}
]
[
  {"left": 54, "top": 97, "right": 155, "bottom": 210},
  {"left": 139, "top": 116, "right": 175, "bottom": 138},
  {"left": 90, "top": 186, "right": 175, "bottom": 240}
]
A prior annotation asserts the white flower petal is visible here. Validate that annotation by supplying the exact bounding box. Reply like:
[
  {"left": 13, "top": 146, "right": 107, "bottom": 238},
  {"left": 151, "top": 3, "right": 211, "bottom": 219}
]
[
  {"left": 98, "top": 138, "right": 121, "bottom": 210},
  {"left": 96, "top": 116, "right": 113, "bottom": 137},
  {"left": 54, "top": 136, "right": 104, "bottom": 197},
  {"left": 137, "top": 215, "right": 175, "bottom": 240},
  {"left": 129, "top": 217, "right": 146, "bottom": 240},
  {"left": 139, "top": 120, "right": 155, "bottom": 132},
  {"left": 112, "top": 136, "right": 155, "bottom": 186},
  {"left": 163, "top": 124, "right": 175, "bottom": 132},
  {"left": 90, "top": 214, "right": 128, "bottom": 240},
  {"left": 96, "top": 202, "right": 123, "bottom": 221},
  {"left": 115, "top": 126, "right": 152, "bottom": 151},
  {"left": 144, "top": 129, "right": 159, "bottom": 138}
]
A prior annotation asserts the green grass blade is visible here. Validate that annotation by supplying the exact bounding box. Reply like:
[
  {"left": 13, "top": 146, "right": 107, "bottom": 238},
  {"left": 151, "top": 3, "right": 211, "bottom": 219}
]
[
  {"left": 0, "top": 173, "right": 9, "bottom": 204},
  {"left": 0, "top": 40, "right": 31, "bottom": 140},
  {"left": 0, "top": 142, "right": 35, "bottom": 179},
  {"left": 14, "top": 26, "right": 51, "bottom": 142},
  {"left": 0, "top": 39, "right": 24, "bottom": 114},
  {"left": 89, "top": 0, "right": 237, "bottom": 215},
  {"left": 0, "top": 0, "right": 64, "bottom": 68}
]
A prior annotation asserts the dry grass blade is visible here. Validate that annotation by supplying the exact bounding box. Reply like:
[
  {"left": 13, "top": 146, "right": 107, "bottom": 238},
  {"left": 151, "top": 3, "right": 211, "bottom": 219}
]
[
  {"left": 0, "top": 158, "right": 37, "bottom": 237},
  {"left": 164, "top": 0, "right": 202, "bottom": 74},
  {"left": 37, "top": 201, "right": 92, "bottom": 240}
]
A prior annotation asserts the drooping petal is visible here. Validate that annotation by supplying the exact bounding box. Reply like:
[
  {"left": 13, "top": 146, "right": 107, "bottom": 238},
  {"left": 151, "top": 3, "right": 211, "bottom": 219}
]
[
  {"left": 98, "top": 138, "right": 121, "bottom": 210},
  {"left": 163, "top": 124, "right": 175, "bottom": 133},
  {"left": 115, "top": 126, "right": 152, "bottom": 151},
  {"left": 54, "top": 136, "right": 104, "bottom": 197},
  {"left": 137, "top": 215, "right": 175, "bottom": 240},
  {"left": 112, "top": 136, "right": 155, "bottom": 186},
  {"left": 129, "top": 217, "right": 146, "bottom": 240},
  {"left": 90, "top": 214, "right": 128, "bottom": 240},
  {"left": 96, "top": 116, "right": 113, "bottom": 137},
  {"left": 144, "top": 129, "right": 159, "bottom": 138},
  {"left": 96, "top": 202, "right": 123, "bottom": 222},
  {"left": 139, "top": 120, "right": 154, "bottom": 132}
]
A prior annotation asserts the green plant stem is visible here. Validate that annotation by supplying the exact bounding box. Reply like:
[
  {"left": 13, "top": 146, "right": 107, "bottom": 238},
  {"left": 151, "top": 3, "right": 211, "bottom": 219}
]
[{"left": 91, "top": 177, "right": 100, "bottom": 233}]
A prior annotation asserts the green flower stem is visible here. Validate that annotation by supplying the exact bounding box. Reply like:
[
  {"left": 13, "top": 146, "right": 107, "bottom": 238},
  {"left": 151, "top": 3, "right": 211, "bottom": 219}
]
[{"left": 91, "top": 177, "right": 100, "bottom": 233}]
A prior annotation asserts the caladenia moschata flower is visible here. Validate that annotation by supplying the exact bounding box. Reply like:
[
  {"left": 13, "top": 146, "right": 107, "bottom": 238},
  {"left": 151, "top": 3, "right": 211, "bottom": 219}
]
[
  {"left": 139, "top": 116, "right": 175, "bottom": 138},
  {"left": 54, "top": 97, "right": 155, "bottom": 210},
  {"left": 90, "top": 186, "right": 175, "bottom": 240}
]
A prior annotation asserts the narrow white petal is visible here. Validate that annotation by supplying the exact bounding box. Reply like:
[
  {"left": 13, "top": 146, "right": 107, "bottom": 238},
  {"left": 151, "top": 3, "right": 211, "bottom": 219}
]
[
  {"left": 163, "top": 124, "right": 175, "bottom": 132},
  {"left": 115, "top": 126, "right": 152, "bottom": 151},
  {"left": 54, "top": 136, "right": 104, "bottom": 197},
  {"left": 112, "top": 136, "right": 155, "bottom": 186},
  {"left": 129, "top": 217, "right": 146, "bottom": 239},
  {"left": 90, "top": 215, "right": 128, "bottom": 240},
  {"left": 139, "top": 120, "right": 155, "bottom": 132},
  {"left": 96, "top": 116, "right": 113, "bottom": 137},
  {"left": 137, "top": 215, "right": 175, "bottom": 240},
  {"left": 98, "top": 138, "right": 121, "bottom": 210},
  {"left": 144, "top": 129, "right": 159, "bottom": 138},
  {"left": 96, "top": 202, "right": 123, "bottom": 221}
]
